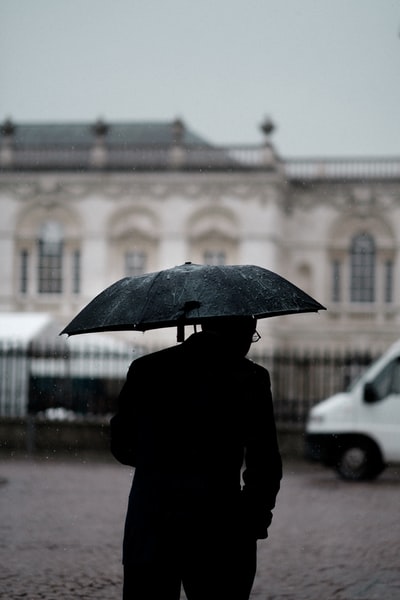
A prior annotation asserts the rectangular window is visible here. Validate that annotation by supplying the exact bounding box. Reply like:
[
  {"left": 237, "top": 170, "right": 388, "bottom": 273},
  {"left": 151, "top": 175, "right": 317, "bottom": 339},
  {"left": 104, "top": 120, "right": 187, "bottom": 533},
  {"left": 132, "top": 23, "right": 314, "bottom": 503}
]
[
  {"left": 38, "top": 240, "right": 63, "bottom": 294},
  {"left": 351, "top": 270, "right": 375, "bottom": 302},
  {"left": 20, "top": 250, "right": 29, "bottom": 294},
  {"left": 350, "top": 234, "right": 375, "bottom": 302},
  {"left": 204, "top": 250, "right": 226, "bottom": 265},
  {"left": 331, "top": 260, "right": 341, "bottom": 302},
  {"left": 385, "top": 260, "right": 394, "bottom": 303},
  {"left": 72, "top": 250, "right": 81, "bottom": 294},
  {"left": 125, "top": 251, "right": 146, "bottom": 277}
]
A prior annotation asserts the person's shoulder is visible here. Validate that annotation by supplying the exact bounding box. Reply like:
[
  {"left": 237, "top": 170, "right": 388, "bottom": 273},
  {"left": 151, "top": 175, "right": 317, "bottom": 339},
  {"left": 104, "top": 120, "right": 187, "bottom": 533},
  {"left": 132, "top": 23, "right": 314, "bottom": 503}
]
[
  {"left": 128, "top": 343, "right": 181, "bottom": 370},
  {"left": 242, "top": 357, "right": 270, "bottom": 377},
  {"left": 243, "top": 356, "right": 265, "bottom": 370}
]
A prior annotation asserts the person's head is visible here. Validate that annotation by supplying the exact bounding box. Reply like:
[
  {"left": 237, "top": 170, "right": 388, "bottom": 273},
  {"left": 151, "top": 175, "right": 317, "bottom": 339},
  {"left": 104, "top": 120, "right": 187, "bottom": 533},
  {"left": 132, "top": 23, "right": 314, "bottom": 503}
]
[{"left": 201, "top": 316, "right": 258, "bottom": 357}]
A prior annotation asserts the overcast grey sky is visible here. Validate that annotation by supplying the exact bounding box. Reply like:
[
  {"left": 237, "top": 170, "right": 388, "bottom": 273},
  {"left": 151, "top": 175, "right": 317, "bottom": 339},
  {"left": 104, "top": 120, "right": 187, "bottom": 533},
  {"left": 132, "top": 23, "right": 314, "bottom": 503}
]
[{"left": 1, "top": 0, "right": 399, "bottom": 157}]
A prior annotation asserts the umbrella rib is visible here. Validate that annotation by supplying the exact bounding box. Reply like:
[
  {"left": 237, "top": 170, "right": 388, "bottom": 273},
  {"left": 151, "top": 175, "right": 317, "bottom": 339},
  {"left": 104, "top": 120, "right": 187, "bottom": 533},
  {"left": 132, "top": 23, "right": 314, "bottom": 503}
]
[{"left": 132, "top": 271, "right": 163, "bottom": 327}]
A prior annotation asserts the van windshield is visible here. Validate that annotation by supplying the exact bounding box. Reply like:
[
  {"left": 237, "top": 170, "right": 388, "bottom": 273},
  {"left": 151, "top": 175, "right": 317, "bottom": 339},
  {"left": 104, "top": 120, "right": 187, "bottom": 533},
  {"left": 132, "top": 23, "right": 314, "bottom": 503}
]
[
  {"left": 369, "top": 357, "right": 400, "bottom": 399},
  {"left": 345, "top": 364, "right": 370, "bottom": 392},
  {"left": 346, "top": 373, "right": 363, "bottom": 392},
  {"left": 346, "top": 356, "right": 400, "bottom": 396}
]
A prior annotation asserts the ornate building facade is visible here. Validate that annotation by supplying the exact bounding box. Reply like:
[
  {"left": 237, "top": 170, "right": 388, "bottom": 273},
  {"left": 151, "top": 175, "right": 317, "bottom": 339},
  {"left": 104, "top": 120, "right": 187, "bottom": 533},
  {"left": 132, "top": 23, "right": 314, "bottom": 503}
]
[{"left": 1, "top": 117, "right": 400, "bottom": 352}]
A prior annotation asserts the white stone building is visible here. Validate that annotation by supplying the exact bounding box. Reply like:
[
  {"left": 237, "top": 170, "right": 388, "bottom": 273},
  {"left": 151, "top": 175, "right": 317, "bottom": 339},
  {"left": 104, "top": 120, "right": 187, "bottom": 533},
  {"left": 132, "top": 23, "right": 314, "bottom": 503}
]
[{"left": 1, "top": 116, "right": 400, "bottom": 353}]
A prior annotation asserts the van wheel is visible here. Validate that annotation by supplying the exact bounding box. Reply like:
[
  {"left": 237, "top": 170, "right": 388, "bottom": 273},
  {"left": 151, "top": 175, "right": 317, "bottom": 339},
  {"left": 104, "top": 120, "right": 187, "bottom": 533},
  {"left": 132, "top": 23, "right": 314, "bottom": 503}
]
[{"left": 335, "top": 439, "right": 385, "bottom": 481}]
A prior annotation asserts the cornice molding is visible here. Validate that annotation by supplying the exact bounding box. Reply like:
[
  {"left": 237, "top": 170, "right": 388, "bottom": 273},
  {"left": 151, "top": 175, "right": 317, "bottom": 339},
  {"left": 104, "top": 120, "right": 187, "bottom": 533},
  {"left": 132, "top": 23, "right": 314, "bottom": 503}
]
[
  {"left": 0, "top": 172, "right": 280, "bottom": 203},
  {"left": 284, "top": 183, "right": 400, "bottom": 215},
  {"left": 1, "top": 171, "right": 397, "bottom": 213}
]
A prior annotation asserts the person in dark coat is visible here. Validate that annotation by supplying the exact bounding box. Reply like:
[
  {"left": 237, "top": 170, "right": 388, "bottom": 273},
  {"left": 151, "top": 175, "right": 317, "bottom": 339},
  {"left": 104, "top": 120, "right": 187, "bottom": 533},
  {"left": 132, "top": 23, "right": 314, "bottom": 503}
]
[{"left": 110, "top": 317, "right": 282, "bottom": 600}]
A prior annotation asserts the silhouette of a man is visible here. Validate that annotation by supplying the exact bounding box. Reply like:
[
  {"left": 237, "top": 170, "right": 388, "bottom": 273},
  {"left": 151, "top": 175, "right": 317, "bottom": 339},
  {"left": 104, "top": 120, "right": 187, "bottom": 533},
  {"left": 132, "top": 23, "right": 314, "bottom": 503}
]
[{"left": 110, "top": 317, "right": 282, "bottom": 600}]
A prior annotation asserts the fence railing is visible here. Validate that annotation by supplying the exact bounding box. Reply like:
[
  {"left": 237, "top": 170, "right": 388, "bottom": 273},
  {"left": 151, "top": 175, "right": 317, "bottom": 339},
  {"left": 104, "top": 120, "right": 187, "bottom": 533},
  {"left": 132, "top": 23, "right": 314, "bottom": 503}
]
[
  {"left": 0, "top": 341, "right": 134, "bottom": 419},
  {"left": 0, "top": 342, "right": 378, "bottom": 425},
  {"left": 251, "top": 349, "right": 377, "bottom": 424},
  {"left": 3, "top": 144, "right": 400, "bottom": 179}
]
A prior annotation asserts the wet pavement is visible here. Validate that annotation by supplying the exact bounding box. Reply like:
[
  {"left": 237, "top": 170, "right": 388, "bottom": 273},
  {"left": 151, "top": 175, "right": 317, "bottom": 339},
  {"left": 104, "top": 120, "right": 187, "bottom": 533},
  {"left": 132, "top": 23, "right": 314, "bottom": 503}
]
[{"left": 0, "top": 453, "right": 399, "bottom": 599}]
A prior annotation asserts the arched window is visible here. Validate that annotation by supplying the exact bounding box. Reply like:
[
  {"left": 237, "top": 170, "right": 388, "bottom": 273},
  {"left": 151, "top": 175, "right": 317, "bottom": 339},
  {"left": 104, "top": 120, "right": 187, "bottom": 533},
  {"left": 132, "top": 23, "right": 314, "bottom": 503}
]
[
  {"left": 329, "top": 218, "right": 395, "bottom": 307},
  {"left": 37, "top": 221, "right": 64, "bottom": 294},
  {"left": 187, "top": 207, "right": 238, "bottom": 266},
  {"left": 17, "top": 211, "right": 81, "bottom": 301},
  {"left": 350, "top": 233, "right": 375, "bottom": 302},
  {"left": 108, "top": 207, "right": 158, "bottom": 281}
]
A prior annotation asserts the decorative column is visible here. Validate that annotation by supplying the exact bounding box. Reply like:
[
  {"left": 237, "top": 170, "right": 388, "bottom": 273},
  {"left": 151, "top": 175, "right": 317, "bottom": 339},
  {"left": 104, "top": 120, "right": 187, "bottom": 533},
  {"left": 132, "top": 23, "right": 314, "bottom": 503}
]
[
  {"left": 0, "top": 118, "right": 15, "bottom": 168},
  {"left": 168, "top": 117, "right": 186, "bottom": 169},
  {"left": 260, "top": 116, "right": 280, "bottom": 168},
  {"left": 90, "top": 118, "right": 108, "bottom": 168}
]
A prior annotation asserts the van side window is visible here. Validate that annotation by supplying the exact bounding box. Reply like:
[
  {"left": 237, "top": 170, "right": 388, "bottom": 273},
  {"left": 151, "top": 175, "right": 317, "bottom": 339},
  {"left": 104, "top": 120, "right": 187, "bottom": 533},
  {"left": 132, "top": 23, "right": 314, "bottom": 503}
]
[
  {"left": 371, "top": 358, "right": 400, "bottom": 399},
  {"left": 391, "top": 358, "right": 400, "bottom": 393}
]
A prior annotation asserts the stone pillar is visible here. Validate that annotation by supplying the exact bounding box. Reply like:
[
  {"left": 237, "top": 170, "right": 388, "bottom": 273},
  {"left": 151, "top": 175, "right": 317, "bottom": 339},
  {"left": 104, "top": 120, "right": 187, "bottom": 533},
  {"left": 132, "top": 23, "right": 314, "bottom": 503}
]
[
  {"left": 239, "top": 182, "right": 282, "bottom": 270},
  {"left": 157, "top": 193, "right": 188, "bottom": 269},
  {"left": 0, "top": 118, "right": 15, "bottom": 168},
  {"left": 259, "top": 116, "right": 282, "bottom": 171},
  {"left": 168, "top": 118, "right": 186, "bottom": 169},
  {"left": 79, "top": 196, "right": 110, "bottom": 297},
  {"left": 90, "top": 118, "right": 108, "bottom": 168},
  {"left": 157, "top": 234, "right": 187, "bottom": 270}
]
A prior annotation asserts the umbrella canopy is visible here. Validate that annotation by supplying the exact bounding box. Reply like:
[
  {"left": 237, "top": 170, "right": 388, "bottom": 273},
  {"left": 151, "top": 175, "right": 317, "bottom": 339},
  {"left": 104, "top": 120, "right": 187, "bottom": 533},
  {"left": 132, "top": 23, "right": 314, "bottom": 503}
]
[{"left": 61, "top": 262, "right": 325, "bottom": 341}]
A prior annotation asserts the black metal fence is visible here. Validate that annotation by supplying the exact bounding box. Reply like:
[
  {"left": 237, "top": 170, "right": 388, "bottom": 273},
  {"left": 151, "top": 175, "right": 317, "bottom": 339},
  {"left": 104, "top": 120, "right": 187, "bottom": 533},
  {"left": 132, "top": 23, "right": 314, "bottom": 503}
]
[
  {"left": 0, "top": 342, "right": 378, "bottom": 425},
  {"left": 251, "top": 349, "right": 377, "bottom": 424},
  {"left": 0, "top": 341, "right": 134, "bottom": 419}
]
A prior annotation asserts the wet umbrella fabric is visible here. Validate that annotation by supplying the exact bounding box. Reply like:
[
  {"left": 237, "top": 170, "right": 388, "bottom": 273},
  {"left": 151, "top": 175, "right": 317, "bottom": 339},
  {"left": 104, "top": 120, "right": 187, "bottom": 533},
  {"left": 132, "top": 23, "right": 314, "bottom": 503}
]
[{"left": 61, "top": 262, "right": 325, "bottom": 339}]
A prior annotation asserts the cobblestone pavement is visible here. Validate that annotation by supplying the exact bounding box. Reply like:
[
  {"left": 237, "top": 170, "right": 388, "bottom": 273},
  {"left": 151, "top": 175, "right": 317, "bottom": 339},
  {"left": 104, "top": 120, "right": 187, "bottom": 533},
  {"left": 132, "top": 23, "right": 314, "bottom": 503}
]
[{"left": 0, "top": 453, "right": 399, "bottom": 600}]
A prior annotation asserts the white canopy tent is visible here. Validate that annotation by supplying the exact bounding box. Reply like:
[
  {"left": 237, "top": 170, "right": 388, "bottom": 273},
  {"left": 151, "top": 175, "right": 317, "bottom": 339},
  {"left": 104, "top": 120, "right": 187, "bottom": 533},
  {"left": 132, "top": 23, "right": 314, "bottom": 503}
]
[{"left": 0, "top": 313, "right": 135, "bottom": 416}]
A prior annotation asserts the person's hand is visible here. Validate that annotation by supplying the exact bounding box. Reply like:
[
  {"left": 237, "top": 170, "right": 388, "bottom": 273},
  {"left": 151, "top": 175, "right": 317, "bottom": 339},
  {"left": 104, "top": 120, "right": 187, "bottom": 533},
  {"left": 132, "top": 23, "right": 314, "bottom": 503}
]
[{"left": 239, "top": 495, "right": 272, "bottom": 539}]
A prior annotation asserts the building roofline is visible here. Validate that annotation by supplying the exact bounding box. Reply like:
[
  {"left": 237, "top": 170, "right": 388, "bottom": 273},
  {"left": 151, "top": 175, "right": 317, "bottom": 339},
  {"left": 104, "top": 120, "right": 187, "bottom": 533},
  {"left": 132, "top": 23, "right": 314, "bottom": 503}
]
[{"left": 1, "top": 120, "right": 399, "bottom": 179}]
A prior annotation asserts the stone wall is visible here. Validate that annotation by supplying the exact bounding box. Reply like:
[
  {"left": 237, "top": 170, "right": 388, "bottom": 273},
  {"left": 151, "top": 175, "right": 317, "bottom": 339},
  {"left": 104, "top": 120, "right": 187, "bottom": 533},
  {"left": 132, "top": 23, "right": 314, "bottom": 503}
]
[{"left": 0, "top": 417, "right": 304, "bottom": 459}]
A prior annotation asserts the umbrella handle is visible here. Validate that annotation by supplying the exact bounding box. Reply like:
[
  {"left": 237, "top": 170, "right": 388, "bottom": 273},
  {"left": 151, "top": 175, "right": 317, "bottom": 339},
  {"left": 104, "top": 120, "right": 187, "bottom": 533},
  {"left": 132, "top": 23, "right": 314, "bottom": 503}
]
[
  {"left": 176, "top": 301, "right": 201, "bottom": 342},
  {"left": 177, "top": 322, "right": 185, "bottom": 343}
]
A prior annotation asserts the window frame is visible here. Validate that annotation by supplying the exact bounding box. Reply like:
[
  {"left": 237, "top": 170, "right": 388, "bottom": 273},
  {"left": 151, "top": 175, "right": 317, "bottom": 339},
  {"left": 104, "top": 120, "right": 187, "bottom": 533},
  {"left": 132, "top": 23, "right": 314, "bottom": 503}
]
[{"left": 350, "top": 232, "right": 376, "bottom": 303}]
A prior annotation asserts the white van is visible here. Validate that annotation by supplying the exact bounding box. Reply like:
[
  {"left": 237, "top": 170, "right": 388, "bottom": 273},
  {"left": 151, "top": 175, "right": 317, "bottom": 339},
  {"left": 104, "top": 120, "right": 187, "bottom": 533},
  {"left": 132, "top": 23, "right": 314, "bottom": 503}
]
[{"left": 305, "top": 339, "right": 400, "bottom": 480}]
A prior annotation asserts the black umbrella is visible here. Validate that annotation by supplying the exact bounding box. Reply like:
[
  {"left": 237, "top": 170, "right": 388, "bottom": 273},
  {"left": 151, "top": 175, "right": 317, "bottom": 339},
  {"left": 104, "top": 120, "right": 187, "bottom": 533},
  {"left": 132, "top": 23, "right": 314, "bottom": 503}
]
[{"left": 61, "top": 262, "right": 326, "bottom": 341}]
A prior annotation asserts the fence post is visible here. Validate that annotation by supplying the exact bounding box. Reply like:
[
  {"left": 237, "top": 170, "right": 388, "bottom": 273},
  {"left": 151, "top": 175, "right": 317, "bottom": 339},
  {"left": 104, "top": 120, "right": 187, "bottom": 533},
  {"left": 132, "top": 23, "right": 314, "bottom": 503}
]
[{"left": 26, "top": 414, "right": 36, "bottom": 455}]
